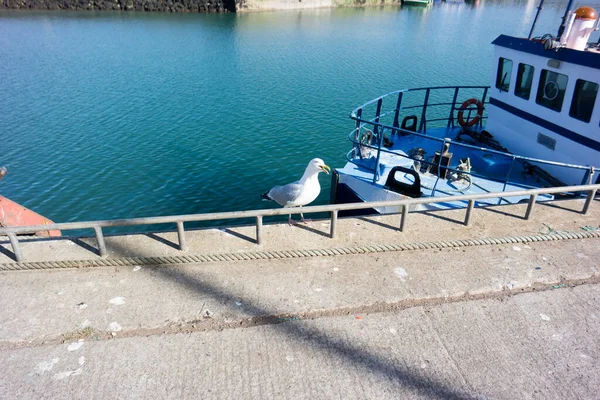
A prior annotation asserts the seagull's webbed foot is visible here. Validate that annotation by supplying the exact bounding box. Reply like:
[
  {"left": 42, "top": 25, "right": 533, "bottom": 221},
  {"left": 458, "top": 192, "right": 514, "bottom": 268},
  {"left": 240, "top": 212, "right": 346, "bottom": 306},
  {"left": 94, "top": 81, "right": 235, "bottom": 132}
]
[
  {"left": 300, "top": 213, "right": 312, "bottom": 224},
  {"left": 288, "top": 215, "right": 299, "bottom": 225}
]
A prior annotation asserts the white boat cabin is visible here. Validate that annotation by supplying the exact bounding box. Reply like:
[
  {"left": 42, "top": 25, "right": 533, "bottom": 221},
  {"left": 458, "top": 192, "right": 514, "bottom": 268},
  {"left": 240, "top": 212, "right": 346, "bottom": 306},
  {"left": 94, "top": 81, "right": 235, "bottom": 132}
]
[{"left": 485, "top": 6, "right": 600, "bottom": 185}]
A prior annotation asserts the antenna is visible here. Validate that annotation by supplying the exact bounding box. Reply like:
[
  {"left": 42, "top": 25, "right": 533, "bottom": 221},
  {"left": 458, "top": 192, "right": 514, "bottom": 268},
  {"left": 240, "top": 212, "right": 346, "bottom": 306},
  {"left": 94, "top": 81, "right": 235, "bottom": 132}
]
[
  {"left": 528, "top": 0, "right": 545, "bottom": 40},
  {"left": 557, "top": 0, "right": 575, "bottom": 38}
]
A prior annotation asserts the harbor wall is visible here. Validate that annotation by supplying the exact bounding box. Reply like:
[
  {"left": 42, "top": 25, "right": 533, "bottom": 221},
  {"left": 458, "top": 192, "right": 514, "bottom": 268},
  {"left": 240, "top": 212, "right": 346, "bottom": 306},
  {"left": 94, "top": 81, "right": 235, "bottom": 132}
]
[
  {"left": 237, "top": 0, "right": 400, "bottom": 12},
  {"left": 0, "top": 0, "right": 235, "bottom": 12},
  {"left": 0, "top": 0, "right": 400, "bottom": 12}
]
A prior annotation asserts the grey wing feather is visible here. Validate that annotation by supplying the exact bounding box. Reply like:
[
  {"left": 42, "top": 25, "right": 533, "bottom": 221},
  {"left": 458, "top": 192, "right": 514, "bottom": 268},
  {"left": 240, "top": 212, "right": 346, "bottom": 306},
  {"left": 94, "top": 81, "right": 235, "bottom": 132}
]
[{"left": 268, "top": 182, "right": 303, "bottom": 206}]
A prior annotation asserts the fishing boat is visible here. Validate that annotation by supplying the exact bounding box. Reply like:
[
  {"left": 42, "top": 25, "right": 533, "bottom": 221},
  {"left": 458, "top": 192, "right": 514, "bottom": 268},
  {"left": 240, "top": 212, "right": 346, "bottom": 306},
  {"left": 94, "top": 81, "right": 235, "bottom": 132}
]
[
  {"left": 402, "top": 0, "right": 433, "bottom": 6},
  {"left": 332, "top": 2, "right": 600, "bottom": 215}
]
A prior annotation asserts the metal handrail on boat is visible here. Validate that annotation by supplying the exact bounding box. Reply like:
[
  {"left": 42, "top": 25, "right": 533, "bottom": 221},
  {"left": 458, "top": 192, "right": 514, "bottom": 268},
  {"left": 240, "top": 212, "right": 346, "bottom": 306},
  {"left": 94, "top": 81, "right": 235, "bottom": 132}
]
[
  {"left": 347, "top": 85, "right": 595, "bottom": 192},
  {"left": 0, "top": 184, "right": 598, "bottom": 263}
]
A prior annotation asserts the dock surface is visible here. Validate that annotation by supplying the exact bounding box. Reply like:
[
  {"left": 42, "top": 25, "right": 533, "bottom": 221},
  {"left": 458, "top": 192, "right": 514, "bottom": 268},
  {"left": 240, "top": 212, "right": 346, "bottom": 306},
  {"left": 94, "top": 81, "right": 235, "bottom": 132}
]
[{"left": 1, "top": 200, "right": 599, "bottom": 399}]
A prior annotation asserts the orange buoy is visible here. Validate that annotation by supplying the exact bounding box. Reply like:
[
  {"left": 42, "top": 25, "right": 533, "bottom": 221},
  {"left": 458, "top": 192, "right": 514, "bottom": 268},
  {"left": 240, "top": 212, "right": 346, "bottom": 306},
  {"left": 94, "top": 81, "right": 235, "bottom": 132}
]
[{"left": 457, "top": 98, "right": 484, "bottom": 128}]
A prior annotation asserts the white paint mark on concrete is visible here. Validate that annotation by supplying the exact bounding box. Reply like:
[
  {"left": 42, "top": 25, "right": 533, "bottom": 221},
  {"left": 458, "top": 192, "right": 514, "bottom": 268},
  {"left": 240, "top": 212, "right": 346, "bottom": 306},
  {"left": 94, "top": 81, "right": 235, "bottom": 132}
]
[
  {"left": 54, "top": 368, "right": 82, "bottom": 380},
  {"left": 235, "top": 302, "right": 242, "bottom": 306},
  {"left": 389, "top": 328, "right": 397, "bottom": 335},
  {"left": 333, "top": 268, "right": 339, "bottom": 272},
  {"left": 109, "top": 297, "right": 126, "bottom": 306},
  {"left": 540, "top": 313, "right": 551, "bottom": 321},
  {"left": 313, "top": 288, "right": 323, "bottom": 292},
  {"left": 78, "top": 356, "right": 85, "bottom": 366},
  {"left": 394, "top": 267, "right": 408, "bottom": 281},
  {"left": 513, "top": 246, "right": 522, "bottom": 252},
  {"left": 524, "top": 245, "right": 532, "bottom": 249},
  {"left": 580, "top": 354, "right": 592, "bottom": 359},
  {"left": 420, "top": 362, "right": 428, "bottom": 369},
  {"left": 81, "top": 320, "right": 91, "bottom": 328},
  {"left": 108, "top": 321, "right": 122, "bottom": 332},
  {"left": 34, "top": 358, "right": 59, "bottom": 374},
  {"left": 56, "top": 290, "right": 64, "bottom": 295},
  {"left": 67, "top": 341, "right": 84, "bottom": 352},
  {"left": 77, "top": 303, "right": 88, "bottom": 310},
  {"left": 542, "top": 257, "right": 548, "bottom": 261},
  {"left": 293, "top": 300, "right": 299, "bottom": 303},
  {"left": 132, "top": 266, "right": 141, "bottom": 272},
  {"left": 286, "top": 355, "right": 294, "bottom": 362}
]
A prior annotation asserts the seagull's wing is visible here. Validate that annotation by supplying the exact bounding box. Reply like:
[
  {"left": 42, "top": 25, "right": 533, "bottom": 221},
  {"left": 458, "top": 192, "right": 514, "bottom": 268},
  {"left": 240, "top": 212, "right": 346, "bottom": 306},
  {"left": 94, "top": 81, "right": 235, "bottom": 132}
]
[{"left": 267, "top": 181, "right": 304, "bottom": 206}]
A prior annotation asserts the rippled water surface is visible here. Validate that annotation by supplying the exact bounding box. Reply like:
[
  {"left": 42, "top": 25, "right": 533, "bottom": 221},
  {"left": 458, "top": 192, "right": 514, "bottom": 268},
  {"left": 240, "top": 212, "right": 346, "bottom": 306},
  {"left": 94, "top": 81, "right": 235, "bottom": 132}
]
[{"left": 1, "top": 1, "right": 598, "bottom": 227}]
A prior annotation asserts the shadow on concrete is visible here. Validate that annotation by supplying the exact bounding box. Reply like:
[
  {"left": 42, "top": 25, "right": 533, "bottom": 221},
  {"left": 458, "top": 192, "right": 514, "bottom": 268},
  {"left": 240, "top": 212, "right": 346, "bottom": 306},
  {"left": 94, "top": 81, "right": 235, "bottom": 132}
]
[
  {"left": 477, "top": 204, "right": 524, "bottom": 220},
  {"left": 292, "top": 221, "right": 330, "bottom": 239},
  {"left": 221, "top": 228, "right": 256, "bottom": 245},
  {"left": 0, "top": 243, "right": 16, "bottom": 262},
  {"left": 146, "top": 233, "right": 180, "bottom": 251},
  {"left": 536, "top": 199, "right": 585, "bottom": 214},
  {"left": 418, "top": 211, "right": 464, "bottom": 226},
  {"left": 71, "top": 237, "right": 101, "bottom": 256},
  {"left": 104, "top": 238, "right": 476, "bottom": 400},
  {"left": 356, "top": 216, "right": 399, "bottom": 231}
]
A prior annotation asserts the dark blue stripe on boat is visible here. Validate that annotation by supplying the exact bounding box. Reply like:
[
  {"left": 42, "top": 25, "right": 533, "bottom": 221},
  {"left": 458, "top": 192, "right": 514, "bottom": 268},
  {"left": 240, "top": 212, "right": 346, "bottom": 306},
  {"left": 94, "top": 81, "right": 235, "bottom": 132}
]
[
  {"left": 488, "top": 97, "right": 600, "bottom": 152},
  {"left": 491, "top": 35, "right": 600, "bottom": 70}
]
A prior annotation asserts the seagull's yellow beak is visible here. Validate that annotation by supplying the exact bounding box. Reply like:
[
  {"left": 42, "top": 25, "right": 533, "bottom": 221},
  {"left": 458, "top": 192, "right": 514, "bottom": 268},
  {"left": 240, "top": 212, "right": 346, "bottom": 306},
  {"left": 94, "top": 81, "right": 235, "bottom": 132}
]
[{"left": 320, "top": 165, "right": 331, "bottom": 175}]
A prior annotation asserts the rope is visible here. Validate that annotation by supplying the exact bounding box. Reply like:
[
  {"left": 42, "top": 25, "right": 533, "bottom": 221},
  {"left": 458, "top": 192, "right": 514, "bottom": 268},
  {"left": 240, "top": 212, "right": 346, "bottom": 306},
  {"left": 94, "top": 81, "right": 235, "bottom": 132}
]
[{"left": 1, "top": 229, "right": 598, "bottom": 271}]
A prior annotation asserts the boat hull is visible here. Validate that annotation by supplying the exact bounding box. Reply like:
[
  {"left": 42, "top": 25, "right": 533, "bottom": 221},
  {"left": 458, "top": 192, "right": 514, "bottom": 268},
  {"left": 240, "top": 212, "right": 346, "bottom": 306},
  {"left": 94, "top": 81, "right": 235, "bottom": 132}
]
[{"left": 0, "top": 195, "right": 61, "bottom": 237}]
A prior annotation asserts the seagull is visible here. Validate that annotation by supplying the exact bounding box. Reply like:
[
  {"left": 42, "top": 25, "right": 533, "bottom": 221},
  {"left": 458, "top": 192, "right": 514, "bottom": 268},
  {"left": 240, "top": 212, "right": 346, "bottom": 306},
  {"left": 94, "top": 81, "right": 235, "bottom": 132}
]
[{"left": 261, "top": 158, "right": 331, "bottom": 224}]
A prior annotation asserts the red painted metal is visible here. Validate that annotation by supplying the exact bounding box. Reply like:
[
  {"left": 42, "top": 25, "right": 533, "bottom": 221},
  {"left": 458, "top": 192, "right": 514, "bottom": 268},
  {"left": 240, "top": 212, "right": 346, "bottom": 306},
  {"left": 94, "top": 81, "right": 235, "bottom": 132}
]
[
  {"left": 0, "top": 195, "right": 61, "bottom": 237},
  {"left": 1, "top": 167, "right": 61, "bottom": 237}
]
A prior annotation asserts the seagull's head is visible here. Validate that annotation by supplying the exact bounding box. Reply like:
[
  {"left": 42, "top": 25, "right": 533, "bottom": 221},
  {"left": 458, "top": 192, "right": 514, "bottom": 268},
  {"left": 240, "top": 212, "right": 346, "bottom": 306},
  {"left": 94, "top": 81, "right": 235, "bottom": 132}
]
[{"left": 307, "top": 158, "right": 331, "bottom": 175}]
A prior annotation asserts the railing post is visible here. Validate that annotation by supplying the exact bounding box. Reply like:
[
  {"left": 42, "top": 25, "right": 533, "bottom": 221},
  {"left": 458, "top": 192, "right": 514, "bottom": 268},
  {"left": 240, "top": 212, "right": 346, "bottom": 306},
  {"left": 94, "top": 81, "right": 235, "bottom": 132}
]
[
  {"left": 499, "top": 156, "right": 517, "bottom": 205},
  {"left": 256, "top": 215, "right": 263, "bottom": 245},
  {"left": 94, "top": 226, "right": 107, "bottom": 257},
  {"left": 582, "top": 189, "right": 597, "bottom": 215},
  {"left": 7, "top": 232, "right": 23, "bottom": 262},
  {"left": 399, "top": 205, "right": 408, "bottom": 232},
  {"left": 176, "top": 221, "right": 187, "bottom": 251},
  {"left": 330, "top": 210, "right": 338, "bottom": 239},
  {"left": 392, "top": 92, "right": 403, "bottom": 135},
  {"left": 447, "top": 87, "right": 459, "bottom": 129},
  {"left": 354, "top": 108, "right": 363, "bottom": 141},
  {"left": 464, "top": 199, "right": 475, "bottom": 226},
  {"left": 372, "top": 98, "right": 384, "bottom": 184},
  {"left": 525, "top": 194, "right": 537, "bottom": 220},
  {"left": 480, "top": 87, "right": 488, "bottom": 129},
  {"left": 418, "top": 88, "right": 430, "bottom": 133}
]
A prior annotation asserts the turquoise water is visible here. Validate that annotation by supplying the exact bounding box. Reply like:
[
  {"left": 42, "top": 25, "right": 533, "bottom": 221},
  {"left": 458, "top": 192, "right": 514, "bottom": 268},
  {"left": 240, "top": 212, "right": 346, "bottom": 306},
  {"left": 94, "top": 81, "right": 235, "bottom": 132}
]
[{"left": 1, "top": 2, "right": 598, "bottom": 228}]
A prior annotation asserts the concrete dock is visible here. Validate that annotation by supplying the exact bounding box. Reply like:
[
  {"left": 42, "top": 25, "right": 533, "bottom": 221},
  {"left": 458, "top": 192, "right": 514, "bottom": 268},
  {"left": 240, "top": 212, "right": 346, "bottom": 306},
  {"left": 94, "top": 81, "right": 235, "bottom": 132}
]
[{"left": 1, "top": 199, "right": 599, "bottom": 399}]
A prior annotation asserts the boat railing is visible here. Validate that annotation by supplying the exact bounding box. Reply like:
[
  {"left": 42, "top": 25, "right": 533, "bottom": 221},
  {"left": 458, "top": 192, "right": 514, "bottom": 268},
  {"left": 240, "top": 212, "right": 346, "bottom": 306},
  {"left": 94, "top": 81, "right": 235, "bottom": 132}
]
[
  {"left": 1, "top": 183, "right": 598, "bottom": 263},
  {"left": 348, "top": 86, "right": 595, "bottom": 192}
]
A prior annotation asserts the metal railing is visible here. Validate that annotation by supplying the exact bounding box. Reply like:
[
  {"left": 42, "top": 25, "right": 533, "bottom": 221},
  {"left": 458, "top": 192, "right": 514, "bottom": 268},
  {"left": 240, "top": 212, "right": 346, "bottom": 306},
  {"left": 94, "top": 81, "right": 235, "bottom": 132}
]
[
  {"left": 1, "top": 183, "right": 598, "bottom": 263},
  {"left": 347, "top": 85, "right": 595, "bottom": 192}
]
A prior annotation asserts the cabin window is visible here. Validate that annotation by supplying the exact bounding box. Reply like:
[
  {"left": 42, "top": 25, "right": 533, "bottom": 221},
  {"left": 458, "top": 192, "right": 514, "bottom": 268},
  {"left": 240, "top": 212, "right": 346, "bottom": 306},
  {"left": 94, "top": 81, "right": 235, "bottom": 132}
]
[
  {"left": 515, "top": 63, "right": 535, "bottom": 100},
  {"left": 569, "top": 79, "right": 598, "bottom": 123},
  {"left": 495, "top": 58, "right": 512, "bottom": 92},
  {"left": 536, "top": 69, "right": 568, "bottom": 112}
]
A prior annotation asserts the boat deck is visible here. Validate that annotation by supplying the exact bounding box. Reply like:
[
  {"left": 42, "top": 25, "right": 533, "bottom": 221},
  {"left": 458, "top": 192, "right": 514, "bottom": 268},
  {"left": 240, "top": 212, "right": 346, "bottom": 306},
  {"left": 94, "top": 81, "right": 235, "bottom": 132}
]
[{"left": 339, "top": 126, "right": 562, "bottom": 209}]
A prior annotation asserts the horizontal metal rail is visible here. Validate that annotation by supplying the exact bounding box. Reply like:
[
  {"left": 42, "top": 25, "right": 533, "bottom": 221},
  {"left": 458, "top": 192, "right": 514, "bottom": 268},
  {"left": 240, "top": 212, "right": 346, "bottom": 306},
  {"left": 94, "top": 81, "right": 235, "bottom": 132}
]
[{"left": 1, "top": 184, "right": 598, "bottom": 263}]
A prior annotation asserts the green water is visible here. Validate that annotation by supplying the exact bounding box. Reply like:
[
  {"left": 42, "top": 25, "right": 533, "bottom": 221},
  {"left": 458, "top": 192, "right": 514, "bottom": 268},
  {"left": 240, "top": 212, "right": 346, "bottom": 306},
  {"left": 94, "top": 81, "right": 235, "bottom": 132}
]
[{"left": 1, "top": 2, "right": 598, "bottom": 229}]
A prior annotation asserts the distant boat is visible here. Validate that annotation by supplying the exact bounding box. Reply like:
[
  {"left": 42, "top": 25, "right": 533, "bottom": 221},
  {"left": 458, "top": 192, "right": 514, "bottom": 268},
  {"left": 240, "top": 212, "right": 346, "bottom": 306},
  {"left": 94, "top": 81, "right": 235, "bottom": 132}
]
[{"left": 402, "top": 0, "right": 433, "bottom": 6}]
